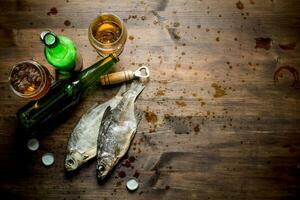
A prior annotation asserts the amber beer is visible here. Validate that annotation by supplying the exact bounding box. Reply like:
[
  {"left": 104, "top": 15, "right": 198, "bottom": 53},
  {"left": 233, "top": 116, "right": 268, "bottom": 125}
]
[
  {"left": 88, "top": 13, "right": 127, "bottom": 56},
  {"left": 9, "top": 60, "right": 52, "bottom": 100}
]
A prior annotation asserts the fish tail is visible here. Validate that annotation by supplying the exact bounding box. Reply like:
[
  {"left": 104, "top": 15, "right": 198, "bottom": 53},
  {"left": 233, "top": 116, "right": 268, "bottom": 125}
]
[
  {"left": 129, "top": 81, "right": 145, "bottom": 101},
  {"left": 115, "top": 84, "right": 127, "bottom": 97}
]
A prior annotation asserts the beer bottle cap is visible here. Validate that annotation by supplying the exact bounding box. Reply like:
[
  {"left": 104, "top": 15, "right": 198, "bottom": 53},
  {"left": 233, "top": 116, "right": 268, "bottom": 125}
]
[
  {"left": 27, "top": 138, "right": 39, "bottom": 151},
  {"left": 126, "top": 178, "right": 139, "bottom": 191},
  {"left": 42, "top": 153, "right": 55, "bottom": 166}
]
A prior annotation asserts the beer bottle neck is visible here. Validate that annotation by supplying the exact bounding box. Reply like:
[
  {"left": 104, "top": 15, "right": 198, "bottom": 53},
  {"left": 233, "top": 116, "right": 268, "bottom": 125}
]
[
  {"left": 42, "top": 32, "right": 77, "bottom": 72},
  {"left": 43, "top": 32, "right": 59, "bottom": 48},
  {"left": 43, "top": 32, "right": 70, "bottom": 62},
  {"left": 78, "top": 54, "right": 119, "bottom": 89}
]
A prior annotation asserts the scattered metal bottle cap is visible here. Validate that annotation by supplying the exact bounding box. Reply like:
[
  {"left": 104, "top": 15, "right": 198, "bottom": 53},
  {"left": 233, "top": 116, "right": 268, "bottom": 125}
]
[
  {"left": 42, "top": 153, "right": 55, "bottom": 166},
  {"left": 126, "top": 178, "right": 139, "bottom": 191},
  {"left": 27, "top": 138, "right": 39, "bottom": 151}
]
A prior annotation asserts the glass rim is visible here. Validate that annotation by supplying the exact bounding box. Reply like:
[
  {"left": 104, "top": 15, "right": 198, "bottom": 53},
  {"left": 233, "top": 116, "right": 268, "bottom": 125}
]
[
  {"left": 88, "top": 13, "right": 126, "bottom": 47},
  {"left": 8, "top": 60, "right": 48, "bottom": 99}
]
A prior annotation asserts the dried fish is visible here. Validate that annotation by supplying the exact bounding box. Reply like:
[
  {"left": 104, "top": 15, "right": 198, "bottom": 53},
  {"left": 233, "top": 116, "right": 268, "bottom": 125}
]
[
  {"left": 96, "top": 81, "right": 144, "bottom": 180},
  {"left": 65, "top": 85, "right": 126, "bottom": 171}
]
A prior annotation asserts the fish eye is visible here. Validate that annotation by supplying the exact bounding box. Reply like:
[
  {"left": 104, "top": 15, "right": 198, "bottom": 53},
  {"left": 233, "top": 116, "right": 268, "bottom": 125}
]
[{"left": 98, "top": 165, "right": 105, "bottom": 172}]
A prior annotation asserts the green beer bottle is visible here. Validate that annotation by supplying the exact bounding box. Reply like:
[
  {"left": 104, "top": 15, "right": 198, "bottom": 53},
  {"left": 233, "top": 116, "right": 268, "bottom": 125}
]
[
  {"left": 17, "top": 54, "right": 119, "bottom": 133},
  {"left": 41, "top": 31, "right": 83, "bottom": 79}
]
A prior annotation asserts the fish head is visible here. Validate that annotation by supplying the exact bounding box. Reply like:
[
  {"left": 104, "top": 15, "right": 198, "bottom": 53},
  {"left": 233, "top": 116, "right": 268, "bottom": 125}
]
[
  {"left": 97, "top": 156, "right": 115, "bottom": 180},
  {"left": 65, "top": 149, "right": 96, "bottom": 171},
  {"left": 65, "top": 151, "right": 83, "bottom": 171}
]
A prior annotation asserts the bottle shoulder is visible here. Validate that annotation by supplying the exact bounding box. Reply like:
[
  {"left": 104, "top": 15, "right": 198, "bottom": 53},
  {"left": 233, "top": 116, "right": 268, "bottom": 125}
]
[
  {"left": 58, "top": 36, "right": 76, "bottom": 48},
  {"left": 44, "top": 36, "right": 78, "bottom": 70}
]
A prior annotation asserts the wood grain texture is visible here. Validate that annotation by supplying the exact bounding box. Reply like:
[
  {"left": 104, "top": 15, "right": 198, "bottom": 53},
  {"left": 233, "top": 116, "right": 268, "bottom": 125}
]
[{"left": 1, "top": 0, "right": 300, "bottom": 199}]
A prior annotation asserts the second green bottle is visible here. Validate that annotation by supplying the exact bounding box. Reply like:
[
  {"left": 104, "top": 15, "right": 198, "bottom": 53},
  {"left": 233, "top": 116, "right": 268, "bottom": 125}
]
[{"left": 41, "top": 31, "right": 83, "bottom": 79}]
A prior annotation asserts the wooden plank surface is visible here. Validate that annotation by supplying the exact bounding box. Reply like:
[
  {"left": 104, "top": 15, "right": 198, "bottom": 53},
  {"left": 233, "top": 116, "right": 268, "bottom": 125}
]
[{"left": 1, "top": 0, "right": 300, "bottom": 199}]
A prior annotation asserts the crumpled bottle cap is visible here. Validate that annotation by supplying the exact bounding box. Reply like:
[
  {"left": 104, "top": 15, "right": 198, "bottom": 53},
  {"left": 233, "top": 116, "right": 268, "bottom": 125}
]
[{"left": 27, "top": 138, "right": 39, "bottom": 151}]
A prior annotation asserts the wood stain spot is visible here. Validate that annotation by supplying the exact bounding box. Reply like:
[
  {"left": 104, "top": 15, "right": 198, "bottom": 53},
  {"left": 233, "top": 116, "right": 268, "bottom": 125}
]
[
  {"left": 173, "top": 22, "right": 180, "bottom": 27},
  {"left": 116, "top": 181, "right": 122, "bottom": 186},
  {"left": 124, "top": 160, "right": 131, "bottom": 168},
  {"left": 133, "top": 170, "right": 140, "bottom": 178},
  {"left": 236, "top": 1, "right": 244, "bottom": 10},
  {"left": 273, "top": 66, "right": 299, "bottom": 86},
  {"left": 118, "top": 171, "right": 126, "bottom": 178},
  {"left": 175, "top": 100, "right": 186, "bottom": 107},
  {"left": 155, "top": 90, "right": 165, "bottom": 96},
  {"left": 255, "top": 38, "right": 272, "bottom": 50},
  {"left": 279, "top": 42, "right": 297, "bottom": 50},
  {"left": 194, "top": 124, "right": 200, "bottom": 133},
  {"left": 47, "top": 7, "right": 58, "bottom": 16},
  {"left": 129, "top": 156, "right": 135, "bottom": 163},
  {"left": 145, "top": 111, "right": 158, "bottom": 124},
  {"left": 211, "top": 83, "right": 226, "bottom": 98},
  {"left": 129, "top": 35, "right": 134, "bottom": 40},
  {"left": 64, "top": 20, "right": 71, "bottom": 26}
]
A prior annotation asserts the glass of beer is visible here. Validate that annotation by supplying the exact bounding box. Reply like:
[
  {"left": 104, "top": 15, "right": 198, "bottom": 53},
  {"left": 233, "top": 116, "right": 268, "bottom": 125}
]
[
  {"left": 9, "top": 60, "right": 53, "bottom": 100},
  {"left": 88, "top": 13, "right": 127, "bottom": 57}
]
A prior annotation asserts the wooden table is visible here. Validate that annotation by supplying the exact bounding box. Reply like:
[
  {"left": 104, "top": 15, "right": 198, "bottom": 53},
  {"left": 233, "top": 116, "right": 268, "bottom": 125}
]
[{"left": 1, "top": 0, "right": 300, "bottom": 199}]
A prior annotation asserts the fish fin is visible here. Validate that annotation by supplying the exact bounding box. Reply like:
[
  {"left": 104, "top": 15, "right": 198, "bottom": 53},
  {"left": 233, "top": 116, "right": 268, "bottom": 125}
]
[
  {"left": 98, "top": 106, "right": 112, "bottom": 136},
  {"left": 102, "top": 106, "right": 112, "bottom": 121},
  {"left": 129, "top": 80, "right": 145, "bottom": 101},
  {"left": 135, "top": 110, "right": 143, "bottom": 125},
  {"left": 97, "top": 106, "right": 112, "bottom": 155},
  {"left": 83, "top": 147, "right": 97, "bottom": 161},
  {"left": 115, "top": 84, "right": 127, "bottom": 97}
]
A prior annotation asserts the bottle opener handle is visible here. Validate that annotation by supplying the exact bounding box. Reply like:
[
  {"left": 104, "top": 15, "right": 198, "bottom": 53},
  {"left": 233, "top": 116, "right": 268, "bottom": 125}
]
[
  {"left": 100, "top": 66, "right": 150, "bottom": 86},
  {"left": 100, "top": 71, "right": 134, "bottom": 85}
]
